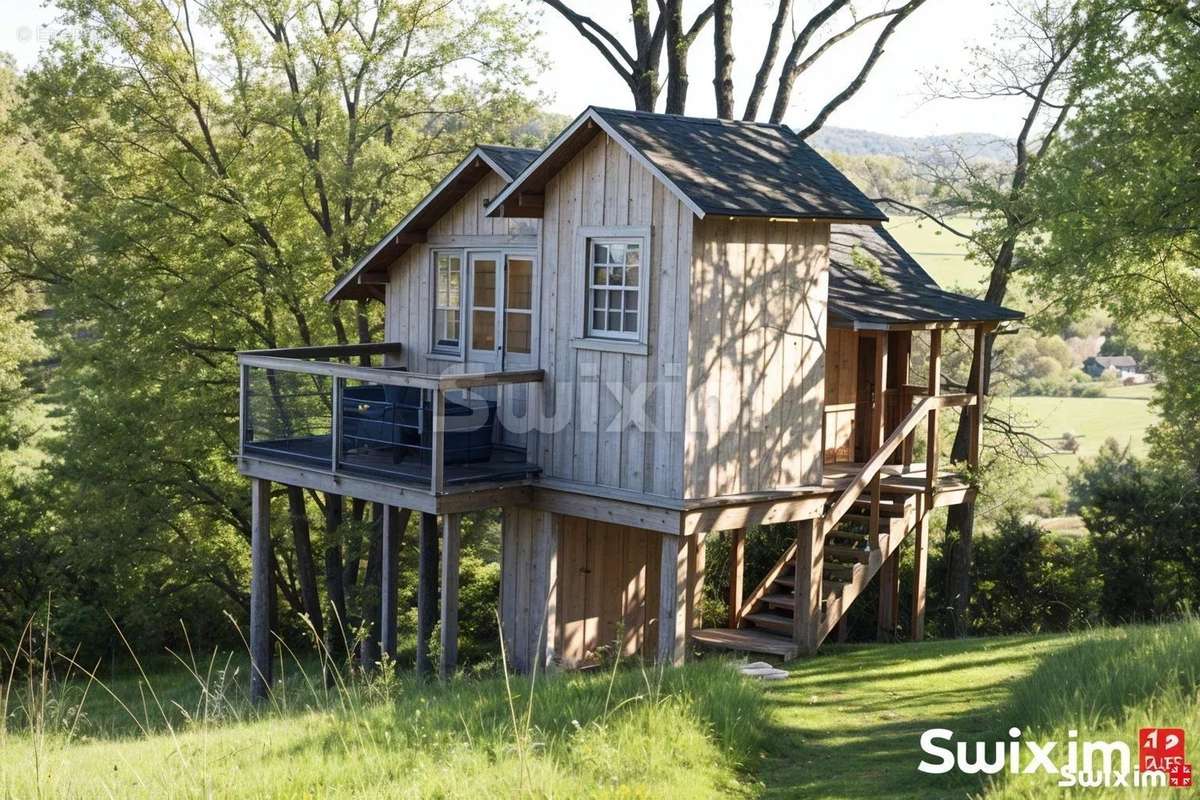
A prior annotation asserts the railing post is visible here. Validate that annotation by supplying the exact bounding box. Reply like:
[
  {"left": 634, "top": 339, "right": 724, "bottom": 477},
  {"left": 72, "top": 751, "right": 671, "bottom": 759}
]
[
  {"left": 331, "top": 375, "right": 343, "bottom": 473},
  {"left": 870, "top": 332, "right": 888, "bottom": 549},
  {"left": 728, "top": 528, "right": 745, "bottom": 627},
  {"left": 925, "top": 330, "right": 942, "bottom": 499},
  {"left": 430, "top": 387, "right": 445, "bottom": 494},
  {"left": 239, "top": 362, "right": 251, "bottom": 456}
]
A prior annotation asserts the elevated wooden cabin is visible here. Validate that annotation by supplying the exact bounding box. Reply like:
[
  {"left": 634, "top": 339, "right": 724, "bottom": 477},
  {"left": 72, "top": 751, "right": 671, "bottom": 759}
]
[{"left": 238, "top": 107, "right": 1021, "bottom": 698}]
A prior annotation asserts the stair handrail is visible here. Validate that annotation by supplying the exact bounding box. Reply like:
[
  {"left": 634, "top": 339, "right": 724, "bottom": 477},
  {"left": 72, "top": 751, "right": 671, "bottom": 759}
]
[{"left": 734, "top": 393, "right": 973, "bottom": 628}]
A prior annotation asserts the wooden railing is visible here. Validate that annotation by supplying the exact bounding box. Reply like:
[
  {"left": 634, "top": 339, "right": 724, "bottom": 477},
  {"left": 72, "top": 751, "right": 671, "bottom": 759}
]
[
  {"left": 238, "top": 343, "right": 544, "bottom": 493},
  {"left": 733, "top": 391, "right": 976, "bottom": 628}
]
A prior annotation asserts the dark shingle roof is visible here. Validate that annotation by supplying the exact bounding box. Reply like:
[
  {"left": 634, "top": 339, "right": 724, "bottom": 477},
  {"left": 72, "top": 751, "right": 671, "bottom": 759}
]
[
  {"left": 477, "top": 144, "right": 540, "bottom": 180},
  {"left": 828, "top": 226, "right": 1024, "bottom": 327},
  {"left": 592, "top": 107, "right": 886, "bottom": 222},
  {"left": 1086, "top": 355, "right": 1137, "bottom": 369}
]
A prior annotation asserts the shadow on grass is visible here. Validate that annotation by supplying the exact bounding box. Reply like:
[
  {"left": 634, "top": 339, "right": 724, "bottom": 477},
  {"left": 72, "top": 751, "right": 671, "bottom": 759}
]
[{"left": 751, "top": 634, "right": 1068, "bottom": 800}]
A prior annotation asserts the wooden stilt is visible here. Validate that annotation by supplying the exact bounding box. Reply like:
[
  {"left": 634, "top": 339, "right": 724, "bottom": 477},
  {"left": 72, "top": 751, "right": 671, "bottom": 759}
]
[
  {"left": 793, "top": 519, "right": 824, "bottom": 656},
  {"left": 656, "top": 535, "right": 688, "bottom": 666},
  {"left": 380, "top": 506, "right": 410, "bottom": 664},
  {"left": 728, "top": 528, "right": 745, "bottom": 627},
  {"left": 439, "top": 513, "right": 462, "bottom": 681},
  {"left": 249, "top": 478, "right": 273, "bottom": 703},
  {"left": 415, "top": 512, "right": 438, "bottom": 677},
  {"left": 911, "top": 503, "right": 930, "bottom": 641},
  {"left": 877, "top": 550, "right": 899, "bottom": 642}
]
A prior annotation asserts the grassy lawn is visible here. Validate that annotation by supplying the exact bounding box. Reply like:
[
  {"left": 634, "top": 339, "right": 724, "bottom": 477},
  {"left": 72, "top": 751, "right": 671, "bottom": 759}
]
[{"left": 4, "top": 617, "right": 1198, "bottom": 798}]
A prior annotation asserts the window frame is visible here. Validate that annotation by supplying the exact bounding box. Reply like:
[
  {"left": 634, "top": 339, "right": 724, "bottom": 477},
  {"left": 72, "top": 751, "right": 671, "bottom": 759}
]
[
  {"left": 430, "top": 249, "right": 465, "bottom": 356},
  {"left": 574, "top": 226, "right": 652, "bottom": 354}
]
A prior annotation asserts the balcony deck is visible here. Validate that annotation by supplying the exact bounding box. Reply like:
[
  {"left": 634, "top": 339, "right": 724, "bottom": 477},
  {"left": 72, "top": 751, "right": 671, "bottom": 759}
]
[{"left": 245, "top": 435, "right": 540, "bottom": 487}]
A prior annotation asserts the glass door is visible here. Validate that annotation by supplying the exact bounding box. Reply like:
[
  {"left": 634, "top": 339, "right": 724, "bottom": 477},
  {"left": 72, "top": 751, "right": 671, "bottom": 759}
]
[
  {"left": 467, "top": 252, "right": 501, "bottom": 371},
  {"left": 502, "top": 255, "right": 535, "bottom": 369}
]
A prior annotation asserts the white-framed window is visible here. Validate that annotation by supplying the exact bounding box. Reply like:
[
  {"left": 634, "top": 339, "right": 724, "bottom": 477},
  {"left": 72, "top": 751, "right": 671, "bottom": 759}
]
[
  {"left": 432, "top": 251, "right": 463, "bottom": 352},
  {"left": 585, "top": 237, "right": 644, "bottom": 340}
]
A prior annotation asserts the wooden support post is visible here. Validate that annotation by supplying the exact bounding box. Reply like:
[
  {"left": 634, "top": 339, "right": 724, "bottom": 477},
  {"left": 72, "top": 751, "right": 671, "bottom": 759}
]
[
  {"left": 687, "top": 532, "right": 707, "bottom": 635},
  {"left": 430, "top": 389, "right": 445, "bottom": 494},
  {"left": 656, "top": 535, "right": 688, "bottom": 666},
  {"left": 793, "top": 519, "right": 824, "bottom": 656},
  {"left": 836, "top": 615, "right": 850, "bottom": 643},
  {"left": 869, "top": 333, "right": 889, "bottom": 548},
  {"left": 969, "top": 325, "right": 986, "bottom": 469},
  {"left": 415, "top": 512, "right": 438, "bottom": 677},
  {"left": 877, "top": 549, "right": 900, "bottom": 642},
  {"left": 911, "top": 501, "right": 930, "bottom": 641},
  {"left": 728, "top": 529, "right": 746, "bottom": 627},
  {"left": 439, "top": 513, "right": 461, "bottom": 681},
  {"left": 249, "top": 478, "right": 272, "bottom": 703},
  {"left": 380, "top": 505, "right": 410, "bottom": 664},
  {"left": 925, "top": 330, "right": 943, "bottom": 499}
]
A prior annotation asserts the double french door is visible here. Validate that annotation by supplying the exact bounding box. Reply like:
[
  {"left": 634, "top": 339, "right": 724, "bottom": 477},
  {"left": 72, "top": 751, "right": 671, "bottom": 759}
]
[{"left": 465, "top": 251, "right": 535, "bottom": 371}]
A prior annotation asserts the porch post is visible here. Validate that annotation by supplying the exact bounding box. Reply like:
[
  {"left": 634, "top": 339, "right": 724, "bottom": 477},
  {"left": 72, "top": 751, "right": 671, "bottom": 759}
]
[
  {"left": 911, "top": 498, "right": 930, "bottom": 641},
  {"left": 439, "top": 513, "right": 462, "bottom": 681},
  {"left": 380, "top": 505, "right": 410, "bottom": 664},
  {"left": 926, "top": 330, "right": 943, "bottom": 499},
  {"left": 869, "top": 333, "right": 889, "bottom": 550},
  {"left": 877, "top": 550, "right": 900, "bottom": 641},
  {"left": 728, "top": 528, "right": 746, "bottom": 627},
  {"left": 793, "top": 518, "right": 824, "bottom": 656},
  {"left": 249, "top": 478, "right": 273, "bottom": 703},
  {"left": 657, "top": 534, "right": 689, "bottom": 666},
  {"left": 969, "top": 325, "right": 986, "bottom": 469},
  {"left": 415, "top": 512, "right": 438, "bottom": 677}
]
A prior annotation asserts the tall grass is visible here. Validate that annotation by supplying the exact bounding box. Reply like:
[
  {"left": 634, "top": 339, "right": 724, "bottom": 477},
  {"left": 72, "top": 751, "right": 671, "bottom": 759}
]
[
  {"left": 0, "top": 611, "right": 766, "bottom": 798},
  {"left": 985, "top": 614, "right": 1200, "bottom": 798}
]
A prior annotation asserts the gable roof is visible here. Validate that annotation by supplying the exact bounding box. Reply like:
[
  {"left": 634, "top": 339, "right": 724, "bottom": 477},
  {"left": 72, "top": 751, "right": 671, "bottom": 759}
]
[
  {"left": 828, "top": 226, "right": 1024, "bottom": 329},
  {"left": 1086, "top": 355, "right": 1137, "bottom": 369},
  {"left": 326, "top": 144, "right": 540, "bottom": 302},
  {"left": 485, "top": 107, "right": 886, "bottom": 223}
]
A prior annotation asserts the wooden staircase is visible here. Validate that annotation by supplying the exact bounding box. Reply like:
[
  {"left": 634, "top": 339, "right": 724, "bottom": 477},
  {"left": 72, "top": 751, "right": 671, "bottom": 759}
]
[
  {"left": 693, "top": 492, "right": 921, "bottom": 658},
  {"left": 691, "top": 391, "right": 970, "bottom": 660}
]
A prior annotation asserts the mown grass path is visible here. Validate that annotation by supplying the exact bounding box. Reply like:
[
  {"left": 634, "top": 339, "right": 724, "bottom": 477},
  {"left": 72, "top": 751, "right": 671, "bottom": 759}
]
[{"left": 753, "top": 635, "right": 1071, "bottom": 799}]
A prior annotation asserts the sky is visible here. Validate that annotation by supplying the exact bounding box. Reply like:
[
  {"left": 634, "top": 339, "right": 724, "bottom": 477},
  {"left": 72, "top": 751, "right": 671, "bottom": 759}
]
[{"left": 3, "top": 0, "right": 1028, "bottom": 140}]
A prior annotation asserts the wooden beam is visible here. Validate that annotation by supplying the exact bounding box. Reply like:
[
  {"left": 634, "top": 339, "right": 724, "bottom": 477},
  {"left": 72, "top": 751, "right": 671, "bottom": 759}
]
[
  {"left": 415, "top": 512, "right": 438, "bottom": 677},
  {"left": 926, "top": 330, "right": 943, "bottom": 499},
  {"left": 869, "top": 333, "right": 889, "bottom": 549},
  {"left": 656, "top": 535, "right": 688, "bottom": 666},
  {"left": 249, "top": 478, "right": 272, "bottom": 703},
  {"left": 380, "top": 505, "right": 411, "bottom": 663},
  {"left": 877, "top": 550, "right": 899, "bottom": 642},
  {"left": 969, "top": 325, "right": 985, "bottom": 468},
  {"left": 911, "top": 503, "right": 930, "bottom": 641},
  {"left": 728, "top": 529, "right": 746, "bottom": 627},
  {"left": 687, "top": 532, "right": 707, "bottom": 635},
  {"left": 439, "top": 513, "right": 462, "bottom": 681},
  {"left": 792, "top": 519, "right": 824, "bottom": 656}
]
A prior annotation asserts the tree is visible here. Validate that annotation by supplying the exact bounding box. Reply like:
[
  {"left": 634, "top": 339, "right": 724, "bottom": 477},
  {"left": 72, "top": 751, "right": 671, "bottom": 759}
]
[
  {"left": 872, "top": 0, "right": 1099, "bottom": 636},
  {"left": 543, "top": 0, "right": 928, "bottom": 127},
  {"left": 1028, "top": 2, "right": 1200, "bottom": 472},
  {"left": 14, "top": 0, "right": 540, "bottom": 656}
]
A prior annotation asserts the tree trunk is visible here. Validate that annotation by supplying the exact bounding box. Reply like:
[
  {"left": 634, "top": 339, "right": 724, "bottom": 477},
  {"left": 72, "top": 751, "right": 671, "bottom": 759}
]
[
  {"left": 944, "top": 243, "right": 1009, "bottom": 636},
  {"left": 713, "top": 0, "right": 734, "bottom": 118},
  {"left": 664, "top": 0, "right": 688, "bottom": 113},
  {"left": 286, "top": 485, "right": 324, "bottom": 641}
]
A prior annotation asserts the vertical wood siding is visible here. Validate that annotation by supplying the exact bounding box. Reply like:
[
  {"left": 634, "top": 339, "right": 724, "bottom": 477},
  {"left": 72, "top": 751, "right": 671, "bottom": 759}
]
[
  {"left": 685, "top": 219, "right": 829, "bottom": 498},
  {"left": 536, "top": 133, "right": 691, "bottom": 498}
]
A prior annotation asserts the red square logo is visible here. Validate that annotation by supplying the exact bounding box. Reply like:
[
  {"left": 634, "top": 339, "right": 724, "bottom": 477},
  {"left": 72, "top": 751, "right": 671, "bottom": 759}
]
[
  {"left": 1140, "top": 728, "right": 1185, "bottom": 771},
  {"left": 1170, "top": 762, "right": 1192, "bottom": 788}
]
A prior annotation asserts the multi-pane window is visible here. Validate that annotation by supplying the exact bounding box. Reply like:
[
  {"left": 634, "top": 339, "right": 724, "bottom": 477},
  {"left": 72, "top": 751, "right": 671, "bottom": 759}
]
[
  {"left": 505, "top": 257, "right": 534, "bottom": 355},
  {"left": 433, "top": 252, "right": 462, "bottom": 350},
  {"left": 586, "top": 240, "right": 641, "bottom": 339}
]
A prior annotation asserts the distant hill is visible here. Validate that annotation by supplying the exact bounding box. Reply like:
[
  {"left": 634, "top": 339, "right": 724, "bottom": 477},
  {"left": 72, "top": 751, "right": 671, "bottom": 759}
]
[{"left": 809, "top": 125, "right": 1011, "bottom": 164}]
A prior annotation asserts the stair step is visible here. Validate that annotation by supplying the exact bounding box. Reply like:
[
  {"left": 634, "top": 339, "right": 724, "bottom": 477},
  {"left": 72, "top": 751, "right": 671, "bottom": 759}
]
[
  {"left": 840, "top": 513, "right": 905, "bottom": 528},
  {"left": 826, "top": 544, "right": 870, "bottom": 563},
  {"left": 824, "top": 562, "right": 861, "bottom": 582},
  {"left": 691, "top": 628, "right": 797, "bottom": 658},
  {"left": 743, "top": 611, "right": 794, "bottom": 634},
  {"left": 827, "top": 529, "right": 890, "bottom": 550},
  {"left": 762, "top": 592, "right": 796, "bottom": 610},
  {"left": 847, "top": 502, "right": 905, "bottom": 518}
]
